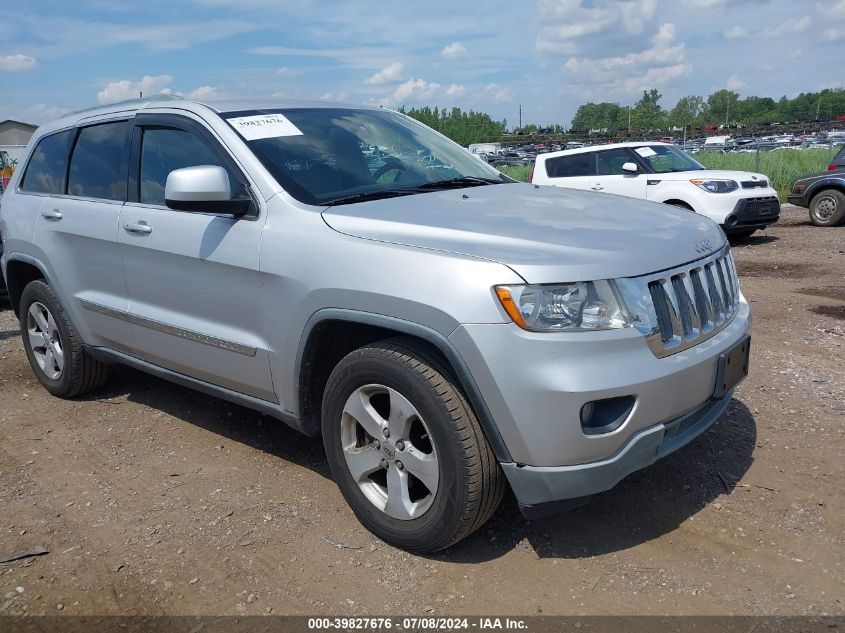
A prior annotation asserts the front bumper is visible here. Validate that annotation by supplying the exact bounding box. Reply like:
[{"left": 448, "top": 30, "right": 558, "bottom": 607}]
[
  {"left": 503, "top": 390, "right": 732, "bottom": 517},
  {"left": 724, "top": 196, "right": 781, "bottom": 231},
  {"left": 786, "top": 193, "right": 807, "bottom": 208},
  {"left": 448, "top": 297, "right": 751, "bottom": 509}
]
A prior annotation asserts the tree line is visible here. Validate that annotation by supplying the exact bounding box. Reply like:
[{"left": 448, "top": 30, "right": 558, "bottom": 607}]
[
  {"left": 398, "top": 89, "right": 845, "bottom": 143},
  {"left": 568, "top": 88, "right": 845, "bottom": 133}
]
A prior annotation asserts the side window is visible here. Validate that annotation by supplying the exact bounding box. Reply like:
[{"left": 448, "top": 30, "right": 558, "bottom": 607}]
[
  {"left": 67, "top": 122, "right": 130, "bottom": 201},
  {"left": 20, "top": 130, "right": 74, "bottom": 194},
  {"left": 545, "top": 152, "right": 594, "bottom": 178},
  {"left": 139, "top": 127, "right": 237, "bottom": 206},
  {"left": 596, "top": 148, "right": 635, "bottom": 176}
]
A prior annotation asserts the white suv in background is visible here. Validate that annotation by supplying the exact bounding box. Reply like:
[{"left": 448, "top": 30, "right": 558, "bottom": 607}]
[{"left": 531, "top": 142, "right": 780, "bottom": 237}]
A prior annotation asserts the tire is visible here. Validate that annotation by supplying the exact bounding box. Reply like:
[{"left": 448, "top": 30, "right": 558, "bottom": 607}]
[
  {"left": 321, "top": 338, "right": 505, "bottom": 552},
  {"left": 20, "top": 280, "right": 111, "bottom": 398},
  {"left": 808, "top": 189, "right": 845, "bottom": 227}
]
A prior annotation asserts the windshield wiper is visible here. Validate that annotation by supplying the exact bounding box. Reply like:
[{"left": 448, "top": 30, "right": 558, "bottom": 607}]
[
  {"left": 416, "top": 176, "right": 504, "bottom": 190},
  {"left": 323, "top": 189, "right": 423, "bottom": 206}
]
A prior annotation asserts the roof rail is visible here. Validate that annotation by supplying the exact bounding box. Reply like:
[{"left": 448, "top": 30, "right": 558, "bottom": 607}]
[{"left": 67, "top": 93, "right": 185, "bottom": 117}]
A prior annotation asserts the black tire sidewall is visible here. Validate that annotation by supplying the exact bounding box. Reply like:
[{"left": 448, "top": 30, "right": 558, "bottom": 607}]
[
  {"left": 809, "top": 190, "right": 845, "bottom": 227},
  {"left": 20, "top": 281, "right": 75, "bottom": 397},
  {"left": 322, "top": 350, "right": 471, "bottom": 550}
]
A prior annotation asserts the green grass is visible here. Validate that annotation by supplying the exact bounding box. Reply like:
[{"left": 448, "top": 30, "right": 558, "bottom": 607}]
[
  {"left": 498, "top": 146, "right": 842, "bottom": 201},
  {"left": 694, "top": 148, "right": 839, "bottom": 200}
]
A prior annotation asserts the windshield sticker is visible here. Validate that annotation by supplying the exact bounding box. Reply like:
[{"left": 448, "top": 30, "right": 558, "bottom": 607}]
[
  {"left": 227, "top": 114, "right": 303, "bottom": 140},
  {"left": 635, "top": 147, "right": 657, "bottom": 158}
]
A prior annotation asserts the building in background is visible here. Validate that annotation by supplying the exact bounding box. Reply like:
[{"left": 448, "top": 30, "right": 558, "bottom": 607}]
[{"left": 0, "top": 119, "right": 38, "bottom": 166}]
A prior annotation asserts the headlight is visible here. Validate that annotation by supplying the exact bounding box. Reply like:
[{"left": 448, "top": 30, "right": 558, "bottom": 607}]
[
  {"left": 495, "top": 280, "right": 632, "bottom": 332},
  {"left": 690, "top": 179, "right": 738, "bottom": 193}
]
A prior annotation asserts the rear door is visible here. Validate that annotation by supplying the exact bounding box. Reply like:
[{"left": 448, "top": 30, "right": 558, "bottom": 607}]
[
  {"left": 538, "top": 151, "right": 595, "bottom": 190},
  {"left": 118, "top": 113, "right": 274, "bottom": 402},
  {"left": 590, "top": 147, "right": 647, "bottom": 199},
  {"left": 30, "top": 120, "right": 137, "bottom": 353}
]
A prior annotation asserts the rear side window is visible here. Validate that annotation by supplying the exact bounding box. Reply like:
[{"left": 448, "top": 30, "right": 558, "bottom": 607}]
[
  {"left": 545, "top": 152, "right": 594, "bottom": 178},
  {"left": 596, "top": 148, "right": 635, "bottom": 175},
  {"left": 68, "top": 121, "right": 129, "bottom": 201},
  {"left": 20, "top": 130, "right": 74, "bottom": 194},
  {"left": 835, "top": 145, "right": 845, "bottom": 161},
  {"left": 139, "top": 127, "right": 236, "bottom": 206}
]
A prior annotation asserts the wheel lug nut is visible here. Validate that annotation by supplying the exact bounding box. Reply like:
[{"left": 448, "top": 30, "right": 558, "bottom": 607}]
[
  {"left": 395, "top": 441, "right": 405, "bottom": 451},
  {"left": 382, "top": 428, "right": 390, "bottom": 438},
  {"left": 396, "top": 461, "right": 404, "bottom": 471},
  {"left": 380, "top": 458, "right": 389, "bottom": 469}
]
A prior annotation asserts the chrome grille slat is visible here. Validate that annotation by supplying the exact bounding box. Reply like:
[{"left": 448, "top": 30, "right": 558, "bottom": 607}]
[{"left": 621, "top": 245, "right": 741, "bottom": 358}]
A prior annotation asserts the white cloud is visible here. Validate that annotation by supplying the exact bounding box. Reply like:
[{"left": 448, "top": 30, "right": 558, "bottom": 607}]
[
  {"left": 485, "top": 83, "right": 513, "bottom": 103},
  {"left": 724, "top": 26, "right": 748, "bottom": 39},
  {"left": 440, "top": 42, "right": 467, "bottom": 59},
  {"left": 823, "top": 28, "right": 845, "bottom": 41},
  {"left": 319, "top": 91, "right": 348, "bottom": 102},
  {"left": 365, "top": 62, "right": 406, "bottom": 85},
  {"left": 769, "top": 15, "right": 812, "bottom": 37},
  {"left": 446, "top": 84, "right": 465, "bottom": 97},
  {"left": 0, "top": 53, "right": 37, "bottom": 72},
  {"left": 277, "top": 66, "right": 302, "bottom": 77},
  {"left": 820, "top": 0, "right": 845, "bottom": 18},
  {"left": 378, "top": 78, "right": 440, "bottom": 107},
  {"left": 563, "top": 22, "right": 692, "bottom": 95},
  {"left": 97, "top": 75, "right": 173, "bottom": 104},
  {"left": 726, "top": 74, "right": 746, "bottom": 91},
  {"left": 536, "top": 0, "right": 659, "bottom": 55},
  {"left": 182, "top": 85, "right": 218, "bottom": 99}
]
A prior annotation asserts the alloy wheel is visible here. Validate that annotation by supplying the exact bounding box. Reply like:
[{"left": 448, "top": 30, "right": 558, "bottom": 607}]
[
  {"left": 26, "top": 302, "right": 64, "bottom": 380},
  {"left": 340, "top": 384, "right": 439, "bottom": 520}
]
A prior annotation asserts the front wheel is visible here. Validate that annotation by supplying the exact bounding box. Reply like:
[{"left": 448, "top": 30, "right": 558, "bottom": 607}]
[
  {"left": 809, "top": 189, "right": 845, "bottom": 226},
  {"left": 321, "top": 338, "right": 505, "bottom": 552}
]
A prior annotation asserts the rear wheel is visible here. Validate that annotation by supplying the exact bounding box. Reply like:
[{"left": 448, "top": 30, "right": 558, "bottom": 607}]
[
  {"left": 321, "top": 338, "right": 505, "bottom": 552},
  {"left": 20, "top": 280, "right": 111, "bottom": 398},
  {"left": 809, "top": 189, "right": 845, "bottom": 226}
]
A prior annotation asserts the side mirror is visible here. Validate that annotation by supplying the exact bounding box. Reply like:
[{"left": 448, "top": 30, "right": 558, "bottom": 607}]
[
  {"left": 165, "top": 165, "right": 251, "bottom": 216},
  {"left": 622, "top": 162, "right": 639, "bottom": 174}
]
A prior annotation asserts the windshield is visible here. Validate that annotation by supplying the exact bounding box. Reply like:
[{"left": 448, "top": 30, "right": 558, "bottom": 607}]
[
  {"left": 224, "top": 108, "right": 509, "bottom": 205},
  {"left": 634, "top": 145, "right": 705, "bottom": 173}
]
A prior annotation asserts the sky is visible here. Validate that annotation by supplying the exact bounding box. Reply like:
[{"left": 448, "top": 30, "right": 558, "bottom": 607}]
[{"left": 1, "top": 0, "right": 843, "bottom": 128}]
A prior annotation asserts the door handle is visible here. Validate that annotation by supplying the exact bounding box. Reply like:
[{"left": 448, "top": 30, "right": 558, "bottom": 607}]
[
  {"left": 41, "top": 208, "right": 63, "bottom": 220},
  {"left": 591, "top": 184, "right": 604, "bottom": 191},
  {"left": 124, "top": 221, "right": 153, "bottom": 234}
]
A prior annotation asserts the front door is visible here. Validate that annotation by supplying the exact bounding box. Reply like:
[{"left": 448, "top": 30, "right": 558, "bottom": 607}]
[
  {"left": 118, "top": 113, "right": 274, "bottom": 402},
  {"left": 590, "top": 148, "right": 647, "bottom": 199}
]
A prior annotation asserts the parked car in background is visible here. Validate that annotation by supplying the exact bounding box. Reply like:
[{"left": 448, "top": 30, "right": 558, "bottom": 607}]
[
  {"left": 825, "top": 144, "right": 845, "bottom": 171},
  {"left": 530, "top": 142, "right": 780, "bottom": 237},
  {"left": 788, "top": 170, "right": 845, "bottom": 226},
  {"left": 1, "top": 98, "right": 751, "bottom": 552}
]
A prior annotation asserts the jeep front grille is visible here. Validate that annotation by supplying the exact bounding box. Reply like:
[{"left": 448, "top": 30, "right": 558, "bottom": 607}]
[{"left": 616, "top": 246, "right": 741, "bottom": 358}]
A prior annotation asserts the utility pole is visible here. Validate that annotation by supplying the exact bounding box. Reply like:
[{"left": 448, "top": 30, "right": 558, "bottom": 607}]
[
  {"left": 628, "top": 105, "right": 632, "bottom": 133},
  {"left": 725, "top": 101, "right": 729, "bottom": 128},
  {"left": 518, "top": 105, "right": 522, "bottom": 131},
  {"left": 816, "top": 98, "right": 821, "bottom": 121}
]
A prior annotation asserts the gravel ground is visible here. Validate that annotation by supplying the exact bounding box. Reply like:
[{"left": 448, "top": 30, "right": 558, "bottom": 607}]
[{"left": 0, "top": 205, "right": 842, "bottom": 616}]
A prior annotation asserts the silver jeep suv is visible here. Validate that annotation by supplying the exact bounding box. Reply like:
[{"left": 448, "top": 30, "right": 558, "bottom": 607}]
[{"left": 0, "top": 98, "right": 751, "bottom": 552}]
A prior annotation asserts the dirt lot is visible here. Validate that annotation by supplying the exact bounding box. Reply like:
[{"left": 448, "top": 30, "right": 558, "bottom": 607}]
[{"left": 0, "top": 205, "right": 843, "bottom": 617}]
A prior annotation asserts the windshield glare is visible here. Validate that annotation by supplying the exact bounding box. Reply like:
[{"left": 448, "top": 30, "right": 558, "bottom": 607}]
[
  {"left": 224, "top": 108, "right": 508, "bottom": 205},
  {"left": 636, "top": 145, "right": 705, "bottom": 173}
]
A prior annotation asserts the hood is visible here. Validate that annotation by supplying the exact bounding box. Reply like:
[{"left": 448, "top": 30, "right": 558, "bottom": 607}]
[
  {"left": 658, "top": 169, "right": 769, "bottom": 183},
  {"left": 322, "top": 183, "right": 726, "bottom": 283}
]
